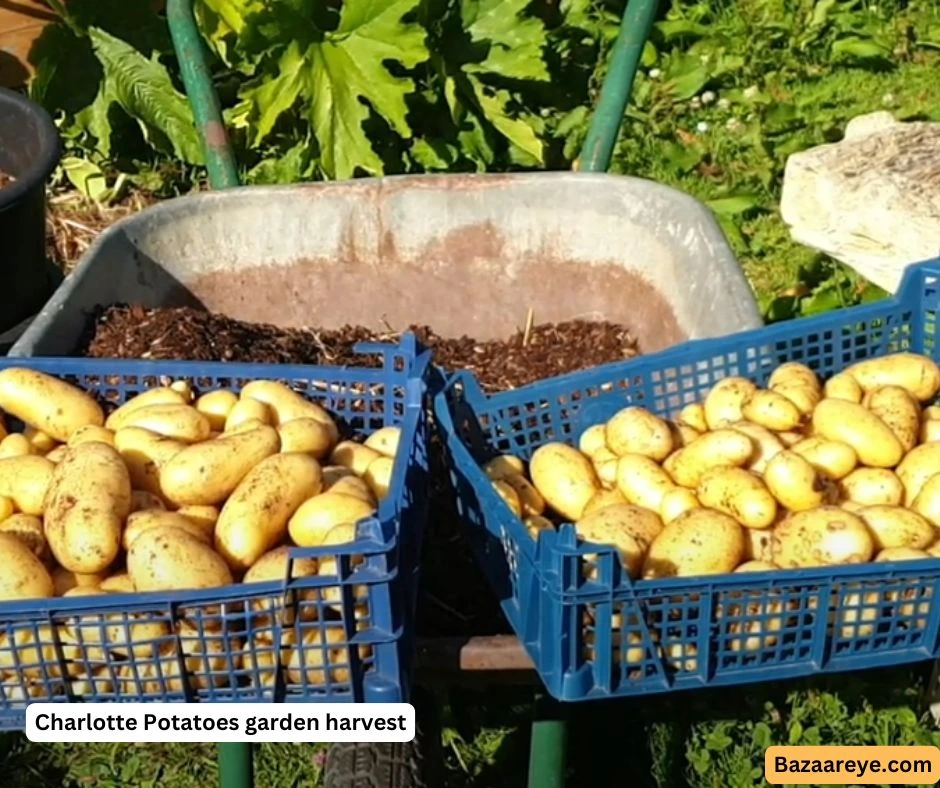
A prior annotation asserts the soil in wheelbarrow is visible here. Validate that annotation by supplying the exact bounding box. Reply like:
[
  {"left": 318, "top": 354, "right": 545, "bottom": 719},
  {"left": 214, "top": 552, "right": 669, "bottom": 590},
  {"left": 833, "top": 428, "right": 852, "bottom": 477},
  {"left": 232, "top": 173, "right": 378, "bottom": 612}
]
[
  {"left": 0, "top": 170, "right": 14, "bottom": 189},
  {"left": 79, "top": 305, "right": 641, "bottom": 636}
]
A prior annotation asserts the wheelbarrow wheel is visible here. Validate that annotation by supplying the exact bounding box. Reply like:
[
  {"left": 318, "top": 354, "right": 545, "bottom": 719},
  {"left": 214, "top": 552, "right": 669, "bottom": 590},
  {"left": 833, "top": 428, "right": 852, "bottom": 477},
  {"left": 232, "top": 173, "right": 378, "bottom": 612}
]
[{"left": 323, "top": 687, "right": 443, "bottom": 788}]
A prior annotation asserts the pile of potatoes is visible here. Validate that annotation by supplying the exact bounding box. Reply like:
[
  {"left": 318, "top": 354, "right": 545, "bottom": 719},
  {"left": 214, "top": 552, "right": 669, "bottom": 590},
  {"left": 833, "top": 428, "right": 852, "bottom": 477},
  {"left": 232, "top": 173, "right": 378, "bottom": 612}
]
[{"left": 0, "top": 367, "right": 401, "bottom": 700}]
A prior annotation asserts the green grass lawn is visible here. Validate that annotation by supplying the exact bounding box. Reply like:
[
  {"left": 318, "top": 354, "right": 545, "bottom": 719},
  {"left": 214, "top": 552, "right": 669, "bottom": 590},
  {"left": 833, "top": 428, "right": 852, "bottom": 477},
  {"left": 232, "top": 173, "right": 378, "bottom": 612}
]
[{"left": 4, "top": 0, "right": 940, "bottom": 785}]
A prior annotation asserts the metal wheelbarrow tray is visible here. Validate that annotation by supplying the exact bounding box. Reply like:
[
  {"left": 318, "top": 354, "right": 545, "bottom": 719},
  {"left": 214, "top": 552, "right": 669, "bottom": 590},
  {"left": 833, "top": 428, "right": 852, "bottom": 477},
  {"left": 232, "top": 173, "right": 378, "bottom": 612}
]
[{"left": 10, "top": 173, "right": 761, "bottom": 358}]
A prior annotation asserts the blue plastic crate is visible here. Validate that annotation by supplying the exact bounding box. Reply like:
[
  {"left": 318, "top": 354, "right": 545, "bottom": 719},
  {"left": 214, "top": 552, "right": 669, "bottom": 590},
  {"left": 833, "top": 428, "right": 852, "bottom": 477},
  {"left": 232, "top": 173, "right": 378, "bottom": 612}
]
[
  {"left": 0, "top": 334, "right": 430, "bottom": 730},
  {"left": 434, "top": 259, "right": 940, "bottom": 702}
]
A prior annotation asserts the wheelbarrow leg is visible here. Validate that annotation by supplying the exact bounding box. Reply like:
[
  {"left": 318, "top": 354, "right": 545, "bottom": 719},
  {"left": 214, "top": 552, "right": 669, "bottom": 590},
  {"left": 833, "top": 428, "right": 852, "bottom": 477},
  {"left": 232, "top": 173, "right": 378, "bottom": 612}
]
[
  {"left": 527, "top": 694, "right": 567, "bottom": 788},
  {"left": 218, "top": 742, "right": 253, "bottom": 788}
]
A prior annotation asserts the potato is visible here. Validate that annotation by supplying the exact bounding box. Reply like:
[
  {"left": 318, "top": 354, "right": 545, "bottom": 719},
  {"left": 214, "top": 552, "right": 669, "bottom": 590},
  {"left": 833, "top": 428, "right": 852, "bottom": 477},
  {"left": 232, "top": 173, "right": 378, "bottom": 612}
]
[
  {"left": 128, "top": 525, "right": 233, "bottom": 592},
  {"left": 875, "top": 546, "right": 930, "bottom": 562},
  {"left": 668, "top": 421, "right": 701, "bottom": 449},
  {"left": 227, "top": 418, "right": 268, "bottom": 435},
  {"left": 160, "top": 425, "right": 281, "bottom": 506},
  {"left": 176, "top": 505, "right": 219, "bottom": 531},
  {"left": 131, "top": 490, "right": 166, "bottom": 512},
  {"left": 118, "top": 404, "right": 212, "bottom": 443},
  {"left": 99, "top": 573, "right": 135, "bottom": 593},
  {"left": 244, "top": 545, "right": 321, "bottom": 626},
  {"left": 105, "top": 388, "right": 189, "bottom": 431},
  {"left": 896, "top": 443, "right": 940, "bottom": 505},
  {"left": 663, "top": 429, "right": 755, "bottom": 488},
  {"left": 114, "top": 427, "right": 187, "bottom": 499},
  {"left": 529, "top": 442, "right": 600, "bottom": 522},
  {"left": 242, "top": 634, "right": 294, "bottom": 687},
  {"left": 52, "top": 567, "right": 107, "bottom": 596},
  {"left": 116, "top": 646, "right": 187, "bottom": 694},
  {"left": 321, "top": 472, "right": 376, "bottom": 506},
  {"left": 696, "top": 468, "right": 776, "bottom": 529},
  {"left": 43, "top": 443, "right": 132, "bottom": 573},
  {"left": 62, "top": 606, "right": 170, "bottom": 659},
  {"left": 0, "top": 433, "right": 33, "bottom": 458},
  {"left": 591, "top": 447, "right": 619, "bottom": 487},
  {"left": 605, "top": 407, "right": 673, "bottom": 461},
  {"left": 823, "top": 372, "right": 863, "bottom": 403},
  {"left": 363, "top": 426, "right": 401, "bottom": 458},
  {"left": 642, "top": 509, "right": 744, "bottom": 579},
  {"left": 177, "top": 621, "right": 237, "bottom": 689},
  {"left": 735, "top": 560, "right": 778, "bottom": 572},
  {"left": 363, "top": 456, "right": 394, "bottom": 500},
  {"left": 728, "top": 421, "right": 784, "bottom": 474},
  {"left": 835, "top": 591, "right": 880, "bottom": 638},
  {"left": 865, "top": 385, "right": 920, "bottom": 453},
  {"left": 574, "top": 505, "right": 659, "bottom": 578},
  {"left": 0, "top": 625, "right": 86, "bottom": 679},
  {"left": 844, "top": 352, "right": 940, "bottom": 402},
  {"left": 0, "top": 495, "right": 13, "bottom": 522},
  {"left": 741, "top": 390, "right": 802, "bottom": 432},
  {"left": 678, "top": 402, "right": 708, "bottom": 433},
  {"left": 169, "top": 380, "right": 194, "bottom": 402},
  {"left": 123, "top": 509, "right": 214, "bottom": 551},
  {"left": 577, "top": 425, "right": 608, "bottom": 458},
  {"left": 0, "top": 532, "right": 54, "bottom": 600},
  {"left": 769, "top": 362, "right": 820, "bottom": 392},
  {"left": 581, "top": 488, "right": 627, "bottom": 517},
  {"left": 23, "top": 427, "right": 57, "bottom": 455},
  {"left": 492, "top": 479, "right": 522, "bottom": 517},
  {"left": 240, "top": 381, "right": 338, "bottom": 439},
  {"left": 921, "top": 420, "right": 940, "bottom": 444},
  {"left": 704, "top": 377, "right": 757, "bottom": 430},
  {"left": 743, "top": 528, "right": 774, "bottom": 563},
  {"left": 0, "top": 514, "right": 46, "bottom": 561},
  {"left": 524, "top": 515, "right": 555, "bottom": 540},
  {"left": 68, "top": 667, "right": 116, "bottom": 697},
  {"left": 224, "top": 398, "right": 273, "bottom": 432},
  {"left": 67, "top": 425, "right": 115, "bottom": 448},
  {"left": 216, "top": 453, "right": 323, "bottom": 572},
  {"left": 286, "top": 627, "right": 364, "bottom": 686},
  {"left": 839, "top": 467, "right": 904, "bottom": 506},
  {"left": 45, "top": 445, "right": 68, "bottom": 464},
  {"left": 791, "top": 437, "right": 857, "bottom": 480},
  {"left": 929, "top": 541, "right": 940, "bottom": 558},
  {"left": 288, "top": 493, "right": 376, "bottom": 548},
  {"left": 926, "top": 406, "right": 940, "bottom": 420},
  {"left": 812, "top": 399, "right": 904, "bottom": 468},
  {"left": 772, "top": 507, "right": 874, "bottom": 568},
  {"left": 0, "top": 368, "right": 104, "bottom": 442},
  {"left": 194, "top": 389, "right": 239, "bottom": 431},
  {"left": 482, "top": 455, "right": 526, "bottom": 481},
  {"left": 0, "top": 455, "right": 54, "bottom": 515},
  {"left": 857, "top": 505, "right": 935, "bottom": 550},
  {"left": 764, "top": 451, "right": 826, "bottom": 512},
  {"left": 659, "top": 488, "right": 699, "bottom": 523},
  {"left": 614, "top": 454, "right": 675, "bottom": 513},
  {"left": 277, "top": 418, "right": 334, "bottom": 460},
  {"left": 330, "top": 441, "right": 383, "bottom": 477},
  {"left": 501, "top": 474, "right": 545, "bottom": 517}
]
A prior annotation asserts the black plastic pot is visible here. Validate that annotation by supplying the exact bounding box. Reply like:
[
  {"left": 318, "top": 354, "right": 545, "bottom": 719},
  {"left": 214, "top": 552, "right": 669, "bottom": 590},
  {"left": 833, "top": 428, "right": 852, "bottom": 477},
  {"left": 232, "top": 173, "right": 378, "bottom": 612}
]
[{"left": 0, "top": 87, "right": 62, "bottom": 333}]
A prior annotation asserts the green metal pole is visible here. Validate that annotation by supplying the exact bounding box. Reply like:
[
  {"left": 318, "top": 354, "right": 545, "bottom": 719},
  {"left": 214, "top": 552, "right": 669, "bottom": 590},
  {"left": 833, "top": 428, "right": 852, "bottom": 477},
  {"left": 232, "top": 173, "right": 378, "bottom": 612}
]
[
  {"left": 577, "top": 0, "right": 660, "bottom": 173},
  {"left": 218, "top": 742, "right": 254, "bottom": 788},
  {"left": 166, "top": 0, "right": 240, "bottom": 189},
  {"left": 527, "top": 695, "right": 567, "bottom": 788}
]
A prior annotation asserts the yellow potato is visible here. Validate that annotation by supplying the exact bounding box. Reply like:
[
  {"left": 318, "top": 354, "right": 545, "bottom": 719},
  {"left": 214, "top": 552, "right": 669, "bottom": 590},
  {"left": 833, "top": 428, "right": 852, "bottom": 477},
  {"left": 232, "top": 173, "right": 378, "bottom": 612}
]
[
  {"left": 835, "top": 591, "right": 880, "bottom": 638},
  {"left": 216, "top": 453, "right": 323, "bottom": 571},
  {"left": 224, "top": 398, "right": 273, "bottom": 432},
  {"left": 876, "top": 547, "right": 930, "bottom": 562},
  {"left": 288, "top": 492, "right": 376, "bottom": 548},
  {"left": 43, "top": 443, "right": 131, "bottom": 573},
  {"left": 99, "top": 573, "right": 135, "bottom": 593},
  {"left": 581, "top": 487, "right": 627, "bottom": 517},
  {"left": 529, "top": 442, "right": 600, "bottom": 521},
  {"left": 240, "top": 380, "right": 338, "bottom": 440},
  {"left": 642, "top": 508, "right": 744, "bottom": 578},
  {"left": 160, "top": 425, "right": 281, "bottom": 506},
  {"left": 769, "top": 362, "right": 820, "bottom": 392},
  {"left": 277, "top": 418, "right": 334, "bottom": 459},
  {"left": 363, "top": 426, "right": 401, "bottom": 458},
  {"left": 696, "top": 467, "right": 776, "bottom": 529},
  {"left": 864, "top": 385, "right": 920, "bottom": 453},
  {"left": 921, "top": 420, "right": 940, "bottom": 444},
  {"left": 735, "top": 560, "right": 778, "bottom": 572},
  {"left": 492, "top": 479, "right": 522, "bottom": 517},
  {"left": 226, "top": 418, "right": 269, "bottom": 435},
  {"left": 659, "top": 487, "right": 700, "bottom": 523},
  {"left": 772, "top": 507, "right": 874, "bottom": 568},
  {"left": 123, "top": 509, "right": 215, "bottom": 551},
  {"left": 105, "top": 387, "right": 188, "bottom": 431},
  {"left": 244, "top": 546, "right": 320, "bottom": 628},
  {"left": 130, "top": 490, "right": 166, "bottom": 512},
  {"left": 728, "top": 421, "right": 784, "bottom": 474},
  {"left": 591, "top": 447, "right": 619, "bottom": 487},
  {"left": 128, "top": 525, "right": 233, "bottom": 592},
  {"left": 0, "top": 433, "right": 33, "bottom": 458},
  {"left": 678, "top": 402, "right": 708, "bottom": 433},
  {"left": 811, "top": 399, "right": 904, "bottom": 468},
  {"left": 114, "top": 427, "right": 187, "bottom": 499},
  {"left": 118, "top": 404, "right": 212, "bottom": 443},
  {"left": 667, "top": 421, "right": 701, "bottom": 449},
  {"left": 764, "top": 451, "right": 826, "bottom": 512},
  {"left": 321, "top": 472, "right": 377, "bottom": 506},
  {"left": 23, "top": 427, "right": 57, "bottom": 455},
  {"left": 0, "top": 625, "right": 88, "bottom": 679},
  {"left": 929, "top": 541, "right": 940, "bottom": 558},
  {"left": 844, "top": 352, "right": 940, "bottom": 402},
  {"left": 177, "top": 621, "right": 238, "bottom": 689},
  {"left": 176, "top": 504, "right": 220, "bottom": 530},
  {"left": 614, "top": 454, "right": 676, "bottom": 512},
  {"left": 68, "top": 667, "right": 116, "bottom": 697},
  {"left": 912, "top": 472, "right": 940, "bottom": 526},
  {"left": 896, "top": 443, "right": 940, "bottom": 505},
  {"left": 790, "top": 437, "right": 857, "bottom": 480},
  {"left": 0, "top": 454, "right": 54, "bottom": 514},
  {"left": 0, "top": 368, "right": 104, "bottom": 442},
  {"left": 777, "top": 430, "right": 805, "bottom": 447},
  {"left": 704, "top": 377, "right": 757, "bottom": 430},
  {"left": 771, "top": 383, "right": 821, "bottom": 417},
  {"left": 663, "top": 429, "right": 754, "bottom": 488},
  {"left": 194, "top": 389, "right": 239, "bottom": 431},
  {"left": 741, "top": 390, "right": 802, "bottom": 432},
  {"left": 169, "top": 380, "right": 194, "bottom": 402},
  {"left": 285, "top": 627, "right": 365, "bottom": 686},
  {"left": 524, "top": 514, "right": 555, "bottom": 540},
  {"left": 926, "top": 406, "right": 940, "bottom": 420},
  {"left": 0, "top": 495, "right": 13, "bottom": 522},
  {"left": 575, "top": 504, "right": 662, "bottom": 578},
  {"left": 743, "top": 527, "right": 774, "bottom": 562},
  {"left": 67, "top": 425, "right": 115, "bottom": 448},
  {"left": 0, "top": 532, "right": 54, "bottom": 600},
  {"left": 605, "top": 407, "right": 673, "bottom": 461},
  {"left": 0, "top": 513, "right": 46, "bottom": 561},
  {"left": 116, "top": 645, "right": 187, "bottom": 694},
  {"left": 857, "top": 505, "right": 935, "bottom": 550},
  {"left": 482, "top": 455, "right": 526, "bottom": 481},
  {"left": 823, "top": 373, "right": 864, "bottom": 403},
  {"left": 577, "top": 425, "right": 608, "bottom": 457},
  {"left": 52, "top": 567, "right": 107, "bottom": 596},
  {"left": 363, "top": 456, "right": 394, "bottom": 500},
  {"left": 330, "top": 441, "right": 383, "bottom": 477},
  {"left": 45, "top": 445, "right": 68, "bottom": 464},
  {"left": 839, "top": 468, "right": 904, "bottom": 506},
  {"left": 63, "top": 605, "right": 170, "bottom": 659},
  {"left": 501, "top": 473, "right": 545, "bottom": 517}
]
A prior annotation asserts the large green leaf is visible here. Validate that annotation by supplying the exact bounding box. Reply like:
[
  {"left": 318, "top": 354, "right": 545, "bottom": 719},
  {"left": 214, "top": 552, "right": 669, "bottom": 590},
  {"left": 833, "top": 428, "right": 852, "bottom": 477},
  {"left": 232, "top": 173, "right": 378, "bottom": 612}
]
[
  {"left": 89, "top": 28, "right": 204, "bottom": 164},
  {"left": 462, "top": 0, "right": 549, "bottom": 81},
  {"left": 466, "top": 75, "right": 541, "bottom": 163}
]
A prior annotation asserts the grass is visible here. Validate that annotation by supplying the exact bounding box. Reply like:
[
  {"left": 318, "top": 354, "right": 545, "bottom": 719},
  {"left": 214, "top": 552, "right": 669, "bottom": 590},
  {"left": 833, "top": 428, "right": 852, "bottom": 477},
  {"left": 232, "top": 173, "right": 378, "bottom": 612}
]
[{"left": 5, "top": 0, "right": 940, "bottom": 785}]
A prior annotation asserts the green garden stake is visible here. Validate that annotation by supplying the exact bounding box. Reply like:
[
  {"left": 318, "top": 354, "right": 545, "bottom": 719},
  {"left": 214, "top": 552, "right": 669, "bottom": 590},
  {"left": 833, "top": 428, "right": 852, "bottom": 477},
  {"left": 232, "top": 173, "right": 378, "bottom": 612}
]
[
  {"left": 527, "top": 695, "right": 568, "bottom": 788},
  {"left": 218, "top": 742, "right": 254, "bottom": 788}
]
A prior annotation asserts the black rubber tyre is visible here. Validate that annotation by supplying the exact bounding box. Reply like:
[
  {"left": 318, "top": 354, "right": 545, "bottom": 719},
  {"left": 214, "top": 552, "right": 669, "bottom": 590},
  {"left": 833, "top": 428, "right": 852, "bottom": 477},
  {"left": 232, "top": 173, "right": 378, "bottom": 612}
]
[{"left": 323, "top": 687, "right": 443, "bottom": 788}]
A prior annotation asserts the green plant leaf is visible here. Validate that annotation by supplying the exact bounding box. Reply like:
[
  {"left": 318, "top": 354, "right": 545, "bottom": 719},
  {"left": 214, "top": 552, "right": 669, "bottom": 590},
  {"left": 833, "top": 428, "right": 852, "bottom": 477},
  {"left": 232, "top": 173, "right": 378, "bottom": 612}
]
[
  {"left": 462, "top": 0, "right": 549, "bottom": 81},
  {"left": 831, "top": 37, "right": 894, "bottom": 64},
  {"left": 88, "top": 28, "right": 204, "bottom": 164},
  {"left": 466, "top": 74, "right": 542, "bottom": 163},
  {"left": 247, "top": 139, "right": 314, "bottom": 184},
  {"left": 707, "top": 194, "right": 762, "bottom": 217}
]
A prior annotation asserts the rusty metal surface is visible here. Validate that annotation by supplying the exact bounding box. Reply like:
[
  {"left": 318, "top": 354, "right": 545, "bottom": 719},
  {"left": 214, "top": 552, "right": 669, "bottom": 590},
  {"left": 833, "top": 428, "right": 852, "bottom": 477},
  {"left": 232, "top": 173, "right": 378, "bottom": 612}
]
[{"left": 416, "top": 635, "right": 535, "bottom": 673}]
